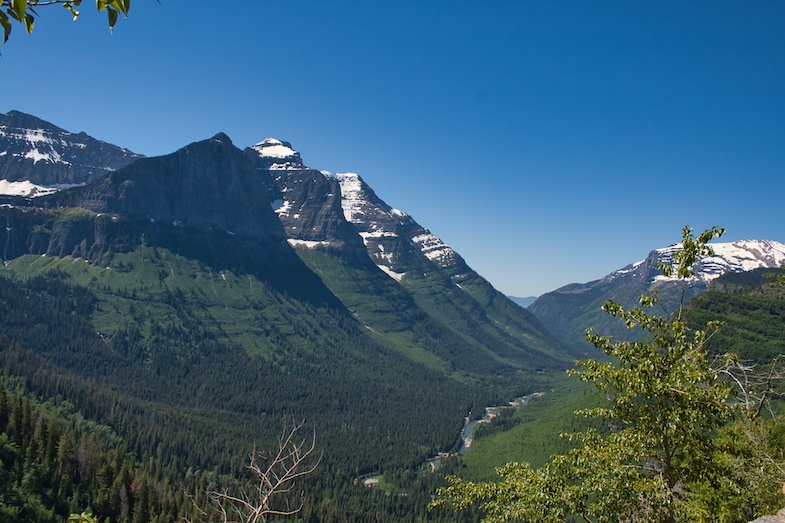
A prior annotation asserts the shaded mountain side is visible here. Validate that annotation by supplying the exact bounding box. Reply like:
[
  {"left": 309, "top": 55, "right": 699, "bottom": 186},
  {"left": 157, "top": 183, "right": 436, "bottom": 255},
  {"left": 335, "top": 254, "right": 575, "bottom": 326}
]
[
  {"left": 243, "top": 142, "right": 367, "bottom": 257},
  {"left": 0, "top": 269, "right": 492, "bottom": 522},
  {"left": 294, "top": 246, "right": 564, "bottom": 378},
  {"left": 683, "top": 268, "right": 785, "bottom": 362},
  {"left": 244, "top": 143, "right": 575, "bottom": 367},
  {"left": 0, "top": 110, "right": 142, "bottom": 187},
  {"left": 2, "top": 134, "right": 340, "bottom": 307},
  {"left": 0, "top": 255, "right": 491, "bottom": 477}
]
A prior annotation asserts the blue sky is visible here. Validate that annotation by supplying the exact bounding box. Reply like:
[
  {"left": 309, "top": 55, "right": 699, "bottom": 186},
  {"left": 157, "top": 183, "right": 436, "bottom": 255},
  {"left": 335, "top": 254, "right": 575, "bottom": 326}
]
[{"left": 2, "top": 1, "right": 784, "bottom": 296}]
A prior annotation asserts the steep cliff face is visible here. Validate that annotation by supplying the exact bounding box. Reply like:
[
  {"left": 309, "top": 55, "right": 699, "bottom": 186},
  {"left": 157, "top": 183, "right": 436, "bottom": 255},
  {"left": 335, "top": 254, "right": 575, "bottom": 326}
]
[
  {"left": 0, "top": 110, "right": 142, "bottom": 191},
  {"left": 54, "top": 133, "right": 283, "bottom": 238},
  {"left": 2, "top": 134, "right": 339, "bottom": 305},
  {"left": 246, "top": 139, "right": 366, "bottom": 256}
]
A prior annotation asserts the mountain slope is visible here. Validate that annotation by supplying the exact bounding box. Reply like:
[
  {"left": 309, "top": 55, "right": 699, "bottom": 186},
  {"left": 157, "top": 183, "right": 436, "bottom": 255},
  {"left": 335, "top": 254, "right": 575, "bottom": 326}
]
[
  {"left": 0, "top": 125, "right": 566, "bottom": 482},
  {"left": 246, "top": 142, "right": 573, "bottom": 373},
  {"left": 529, "top": 240, "right": 785, "bottom": 351},
  {"left": 683, "top": 267, "right": 785, "bottom": 362},
  {"left": 0, "top": 110, "right": 142, "bottom": 196}
]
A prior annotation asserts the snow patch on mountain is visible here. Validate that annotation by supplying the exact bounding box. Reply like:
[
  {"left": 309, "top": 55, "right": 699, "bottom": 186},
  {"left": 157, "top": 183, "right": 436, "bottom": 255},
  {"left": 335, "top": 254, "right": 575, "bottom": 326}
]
[
  {"left": 252, "top": 138, "right": 298, "bottom": 159},
  {"left": 411, "top": 233, "right": 456, "bottom": 265},
  {"left": 249, "top": 138, "right": 304, "bottom": 170},
  {"left": 330, "top": 171, "right": 459, "bottom": 272},
  {"left": 377, "top": 264, "right": 405, "bottom": 282},
  {"left": 331, "top": 173, "right": 368, "bottom": 223},
  {"left": 0, "top": 179, "right": 85, "bottom": 197},
  {"left": 271, "top": 198, "right": 291, "bottom": 216},
  {"left": 287, "top": 239, "right": 335, "bottom": 249},
  {"left": 25, "top": 147, "right": 65, "bottom": 164},
  {"left": 610, "top": 240, "right": 785, "bottom": 285},
  {"left": 652, "top": 240, "right": 785, "bottom": 284}
]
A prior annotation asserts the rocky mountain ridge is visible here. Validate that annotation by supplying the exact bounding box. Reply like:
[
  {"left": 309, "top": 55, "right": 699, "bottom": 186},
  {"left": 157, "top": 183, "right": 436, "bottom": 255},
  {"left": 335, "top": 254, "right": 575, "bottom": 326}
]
[
  {"left": 529, "top": 239, "right": 785, "bottom": 352},
  {"left": 0, "top": 110, "right": 143, "bottom": 194},
  {"left": 0, "top": 112, "right": 568, "bottom": 376}
]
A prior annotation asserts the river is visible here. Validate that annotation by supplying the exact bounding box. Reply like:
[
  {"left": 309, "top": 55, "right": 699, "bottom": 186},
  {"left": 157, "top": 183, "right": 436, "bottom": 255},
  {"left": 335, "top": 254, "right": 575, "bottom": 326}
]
[{"left": 429, "top": 392, "right": 542, "bottom": 471}]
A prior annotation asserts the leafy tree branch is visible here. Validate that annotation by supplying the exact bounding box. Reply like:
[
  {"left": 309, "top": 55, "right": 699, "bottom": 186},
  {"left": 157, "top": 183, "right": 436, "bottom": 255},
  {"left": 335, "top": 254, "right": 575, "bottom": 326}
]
[
  {"left": 1, "top": 0, "right": 140, "bottom": 44},
  {"left": 432, "top": 226, "right": 785, "bottom": 522}
]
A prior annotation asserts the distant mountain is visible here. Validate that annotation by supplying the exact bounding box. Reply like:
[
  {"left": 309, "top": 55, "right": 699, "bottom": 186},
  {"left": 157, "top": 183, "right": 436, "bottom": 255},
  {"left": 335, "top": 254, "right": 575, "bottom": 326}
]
[
  {"left": 529, "top": 239, "right": 785, "bottom": 352},
  {"left": 0, "top": 110, "right": 142, "bottom": 196},
  {"left": 509, "top": 296, "right": 538, "bottom": 308}
]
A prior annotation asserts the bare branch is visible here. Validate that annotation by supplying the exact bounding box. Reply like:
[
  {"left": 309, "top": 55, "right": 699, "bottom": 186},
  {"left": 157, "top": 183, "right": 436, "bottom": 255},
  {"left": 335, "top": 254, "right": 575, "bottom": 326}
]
[{"left": 186, "top": 420, "right": 321, "bottom": 523}]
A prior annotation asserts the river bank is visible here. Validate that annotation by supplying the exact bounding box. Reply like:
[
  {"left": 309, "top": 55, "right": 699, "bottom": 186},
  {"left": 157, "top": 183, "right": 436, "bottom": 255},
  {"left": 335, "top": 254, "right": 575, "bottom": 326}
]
[{"left": 429, "top": 392, "right": 544, "bottom": 472}]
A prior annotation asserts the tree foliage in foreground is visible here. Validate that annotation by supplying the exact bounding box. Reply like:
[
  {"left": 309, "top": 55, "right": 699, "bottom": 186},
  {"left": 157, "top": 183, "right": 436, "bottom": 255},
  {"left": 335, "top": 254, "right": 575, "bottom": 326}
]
[
  {"left": 432, "top": 226, "right": 785, "bottom": 522},
  {"left": 1, "top": 0, "right": 133, "bottom": 44}
]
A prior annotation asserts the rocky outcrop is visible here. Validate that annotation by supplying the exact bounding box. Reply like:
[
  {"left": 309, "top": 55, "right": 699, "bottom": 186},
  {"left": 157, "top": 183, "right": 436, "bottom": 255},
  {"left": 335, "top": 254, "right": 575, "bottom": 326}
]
[
  {"left": 246, "top": 142, "right": 366, "bottom": 255},
  {"left": 0, "top": 110, "right": 142, "bottom": 187},
  {"left": 750, "top": 508, "right": 785, "bottom": 523},
  {"left": 50, "top": 133, "right": 284, "bottom": 239}
]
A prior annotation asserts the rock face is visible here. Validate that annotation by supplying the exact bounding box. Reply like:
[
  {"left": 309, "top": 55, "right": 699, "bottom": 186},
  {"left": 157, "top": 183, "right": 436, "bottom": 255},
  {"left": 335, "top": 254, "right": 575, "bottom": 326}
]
[
  {"left": 247, "top": 140, "right": 572, "bottom": 365},
  {"left": 328, "top": 171, "right": 461, "bottom": 279},
  {"left": 0, "top": 110, "right": 142, "bottom": 192},
  {"left": 246, "top": 139, "right": 366, "bottom": 256},
  {"left": 2, "top": 132, "right": 340, "bottom": 306},
  {"left": 54, "top": 133, "right": 282, "bottom": 237},
  {"left": 529, "top": 240, "right": 785, "bottom": 352},
  {"left": 750, "top": 508, "right": 785, "bottom": 523}
]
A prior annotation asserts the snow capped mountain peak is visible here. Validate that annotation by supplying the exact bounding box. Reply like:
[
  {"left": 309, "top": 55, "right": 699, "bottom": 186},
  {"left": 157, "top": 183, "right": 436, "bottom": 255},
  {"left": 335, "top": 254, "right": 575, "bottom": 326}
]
[
  {"left": 248, "top": 138, "right": 303, "bottom": 170},
  {"left": 0, "top": 110, "right": 142, "bottom": 194},
  {"left": 252, "top": 137, "right": 297, "bottom": 157},
  {"left": 607, "top": 239, "right": 785, "bottom": 287},
  {"left": 328, "top": 171, "right": 459, "bottom": 276}
]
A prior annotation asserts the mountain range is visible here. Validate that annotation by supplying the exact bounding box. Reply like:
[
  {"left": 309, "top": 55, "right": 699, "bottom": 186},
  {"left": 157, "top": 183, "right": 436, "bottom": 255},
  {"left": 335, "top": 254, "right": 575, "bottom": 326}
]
[
  {"left": 0, "top": 110, "right": 142, "bottom": 196},
  {"left": 529, "top": 239, "right": 785, "bottom": 351},
  {"left": 1, "top": 109, "right": 783, "bottom": 522},
  {"left": 0, "top": 110, "right": 568, "bottom": 499}
]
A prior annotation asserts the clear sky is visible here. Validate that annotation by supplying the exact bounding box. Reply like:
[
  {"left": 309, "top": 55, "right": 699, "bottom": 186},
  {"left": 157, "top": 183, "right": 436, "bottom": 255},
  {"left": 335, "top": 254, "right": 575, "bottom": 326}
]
[{"left": 2, "top": 1, "right": 784, "bottom": 296}]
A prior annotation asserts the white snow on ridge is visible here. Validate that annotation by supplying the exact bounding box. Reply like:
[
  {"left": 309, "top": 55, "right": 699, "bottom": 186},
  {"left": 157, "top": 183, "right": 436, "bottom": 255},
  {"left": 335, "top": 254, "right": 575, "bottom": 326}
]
[
  {"left": 0, "top": 180, "right": 85, "bottom": 197},
  {"left": 643, "top": 240, "right": 785, "bottom": 283},
  {"left": 251, "top": 138, "right": 298, "bottom": 159},
  {"left": 287, "top": 239, "right": 334, "bottom": 249},
  {"left": 411, "top": 233, "right": 456, "bottom": 266}
]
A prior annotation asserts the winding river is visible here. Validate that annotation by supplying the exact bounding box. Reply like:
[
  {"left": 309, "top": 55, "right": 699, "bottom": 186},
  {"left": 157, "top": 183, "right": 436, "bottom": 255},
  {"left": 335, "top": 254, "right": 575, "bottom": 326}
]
[{"left": 429, "top": 393, "right": 542, "bottom": 471}]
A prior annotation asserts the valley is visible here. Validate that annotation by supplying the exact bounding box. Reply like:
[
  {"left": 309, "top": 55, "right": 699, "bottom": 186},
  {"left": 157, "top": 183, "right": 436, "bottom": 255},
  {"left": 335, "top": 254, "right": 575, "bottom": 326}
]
[{"left": 0, "top": 110, "right": 783, "bottom": 522}]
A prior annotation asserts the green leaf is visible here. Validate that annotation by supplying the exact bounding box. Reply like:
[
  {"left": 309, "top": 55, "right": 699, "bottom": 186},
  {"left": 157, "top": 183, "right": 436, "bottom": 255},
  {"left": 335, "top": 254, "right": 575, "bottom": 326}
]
[
  {"left": 116, "top": 0, "right": 130, "bottom": 16},
  {"left": 11, "top": 0, "right": 26, "bottom": 20},
  {"left": 0, "top": 11, "right": 11, "bottom": 44},
  {"left": 107, "top": 6, "right": 118, "bottom": 29},
  {"left": 23, "top": 11, "right": 33, "bottom": 33}
]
